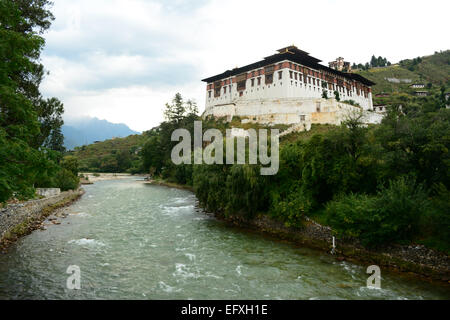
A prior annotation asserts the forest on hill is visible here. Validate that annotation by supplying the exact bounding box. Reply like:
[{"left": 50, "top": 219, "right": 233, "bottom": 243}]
[{"left": 67, "top": 134, "right": 146, "bottom": 174}]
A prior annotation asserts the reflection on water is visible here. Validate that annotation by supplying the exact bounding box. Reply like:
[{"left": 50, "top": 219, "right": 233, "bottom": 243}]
[{"left": 0, "top": 179, "right": 448, "bottom": 300}]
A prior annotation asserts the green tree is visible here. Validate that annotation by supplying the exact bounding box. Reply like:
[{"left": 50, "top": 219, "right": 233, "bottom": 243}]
[
  {"left": 0, "top": 0, "right": 46, "bottom": 201},
  {"left": 370, "top": 55, "right": 377, "bottom": 68},
  {"left": 116, "top": 149, "right": 132, "bottom": 172},
  {"left": 61, "top": 156, "right": 78, "bottom": 177},
  {"left": 326, "top": 177, "right": 429, "bottom": 247},
  {"left": 141, "top": 134, "right": 165, "bottom": 174},
  {"left": 0, "top": 0, "right": 67, "bottom": 201},
  {"left": 334, "top": 90, "right": 340, "bottom": 101},
  {"left": 10, "top": 0, "right": 54, "bottom": 35},
  {"left": 33, "top": 97, "right": 65, "bottom": 151}
]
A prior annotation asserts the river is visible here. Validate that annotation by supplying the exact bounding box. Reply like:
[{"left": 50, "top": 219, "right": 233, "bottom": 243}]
[{"left": 0, "top": 178, "right": 448, "bottom": 300}]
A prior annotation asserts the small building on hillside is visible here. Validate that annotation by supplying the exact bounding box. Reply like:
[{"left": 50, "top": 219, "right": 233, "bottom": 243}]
[
  {"left": 410, "top": 83, "right": 425, "bottom": 89},
  {"left": 328, "top": 57, "right": 352, "bottom": 72},
  {"left": 373, "top": 104, "right": 387, "bottom": 113},
  {"left": 414, "top": 91, "right": 429, "bottom": 97}
]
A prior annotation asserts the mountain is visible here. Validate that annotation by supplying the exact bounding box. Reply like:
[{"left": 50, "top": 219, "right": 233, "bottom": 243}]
[{"left": 62, "top": 117, "right": 140, "bottom": 150}]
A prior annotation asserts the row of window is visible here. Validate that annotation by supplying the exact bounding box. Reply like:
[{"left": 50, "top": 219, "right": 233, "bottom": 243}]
[
  {"left": 209, "top": 66, "right": 369, "bottom": 98},
  {"left": 207, "top": 61, "right": 367, "bottom": 90},
  {"left": 208, "top": 75, "right": 367, "bottom": 99}
]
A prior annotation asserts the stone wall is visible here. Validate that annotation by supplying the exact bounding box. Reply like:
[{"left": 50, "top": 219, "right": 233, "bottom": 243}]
[
  {"left": 0, "top": 189, "right": 84, "bottom": 245},
  {"left": 36, "top": 188, "right": 61, "bottom": 198},
  {"left": 203, "top": 97, "right": 382, "bottom": 130}
]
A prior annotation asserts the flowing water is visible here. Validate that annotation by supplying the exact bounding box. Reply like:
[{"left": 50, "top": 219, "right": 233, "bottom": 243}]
[{"left": 0, "top": 178, "right": 448, "bottom": 300}]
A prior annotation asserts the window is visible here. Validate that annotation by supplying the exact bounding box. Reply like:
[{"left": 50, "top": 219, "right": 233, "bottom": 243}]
[
  {"left": 257, "top": 77, "right": 261, "bottom": 85},
  {"left": 239, "top": 91, "right": 243, "bottom": 97},
  {"left": 236, "top": 73, "right": 247, "bottom": 91},
  {"left": 290, "top": 71, "right": 293, "bottom": 79},
  {"left": 251, "top": 78, "right": 255, "bottom": 87},
  {"left": 237, "top": 80, "right": 246, "bottom": 91},
  {"left": 214, "top": 81, "right": 221, "bottom": 97},
  {"left": 223, "top": 86, "right": 227, "bottom": 94},
  {"left": 294, "top": 73, "right": 297, "bottom": 80},
  {"left": 316, "top": 102, "right": 321, "bottom": 112},
  {"left": 278, "top": 71, "right": 282, "bottom": 80},
  {"left": 265, "top": 73, "right": 273, "bottom": 84},
  {"left": 208, "top": 91, "right": 211, "bottom": 98},
  {"left": 300, "top": 115, "right": 306, "bottom": 121}
]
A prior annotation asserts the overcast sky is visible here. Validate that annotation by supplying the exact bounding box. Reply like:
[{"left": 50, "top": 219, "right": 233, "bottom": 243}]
[{"left": 40, "top": 0, "right": 450, "bottom": 132}]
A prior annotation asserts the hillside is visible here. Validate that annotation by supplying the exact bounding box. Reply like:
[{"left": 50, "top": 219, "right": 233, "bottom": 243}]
[
  {"left": 355, "top": 50, "right": 449, "bottom": 104},
  {"left": 63, "top": 117, "right": 140, "bottom": 150},
  {"left": 68, "top": 134, "right": 147, "bottom": 173},
  {"left": 69, "top": 51, "right": 449, "bottom": 174},
  {"left": 356, "top": 65, "right": 420, "bottom": 94}
]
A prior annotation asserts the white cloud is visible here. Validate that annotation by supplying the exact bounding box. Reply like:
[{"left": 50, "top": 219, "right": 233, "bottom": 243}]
[
  {"left": 56, "top": 83, "right": 204, "bottom": 132},
  {"left": 40, "top": 0, "right": 450, "bottom": 132}
]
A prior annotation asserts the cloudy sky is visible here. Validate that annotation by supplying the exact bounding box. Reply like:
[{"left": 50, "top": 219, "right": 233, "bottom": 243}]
[{"left": 40, "top": 0, "right": 449, "bottom": 132}]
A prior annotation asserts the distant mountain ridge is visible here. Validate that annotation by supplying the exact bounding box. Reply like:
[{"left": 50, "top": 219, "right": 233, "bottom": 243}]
[{"left": 62, "top": 117, "right": 140, "bottom": 150}]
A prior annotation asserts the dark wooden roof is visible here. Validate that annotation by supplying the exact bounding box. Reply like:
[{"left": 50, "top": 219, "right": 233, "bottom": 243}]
[{"left": 202, "top": 46, "right": 375, "bottom": 86}]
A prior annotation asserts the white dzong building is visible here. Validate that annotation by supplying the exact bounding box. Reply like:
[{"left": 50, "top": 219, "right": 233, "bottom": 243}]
[{"left": 202, "top": 46, "right": 378, "bottom": 128}]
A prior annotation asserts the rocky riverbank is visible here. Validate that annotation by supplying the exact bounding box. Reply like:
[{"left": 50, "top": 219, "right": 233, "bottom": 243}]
[
  {"left": 80, "top": 173, "right": 134, "bottom": 183},
  {"left": 0, "top": 188, "right": 85, "bottom": 252},
  {"left": 216, "top": 212, "right": 450, "bottom": 284}
]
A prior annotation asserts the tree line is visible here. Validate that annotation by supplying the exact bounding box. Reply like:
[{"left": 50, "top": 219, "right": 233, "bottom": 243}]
[
  {"left": 352, "top": 55, "right": 392, "bottom": 70},
  {"left": 140, "top": 92, "right": 449, "bottom": 252}
]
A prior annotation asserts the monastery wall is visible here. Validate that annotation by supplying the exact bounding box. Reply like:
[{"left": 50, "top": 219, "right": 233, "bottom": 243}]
[{"left": 203, "top": 97, "right": 378, "bottom": 131}]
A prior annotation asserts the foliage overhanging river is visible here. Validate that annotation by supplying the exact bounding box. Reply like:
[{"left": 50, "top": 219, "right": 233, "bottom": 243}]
[{"left": 0, "top": 178, "right": 448, "bottom": 300}]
